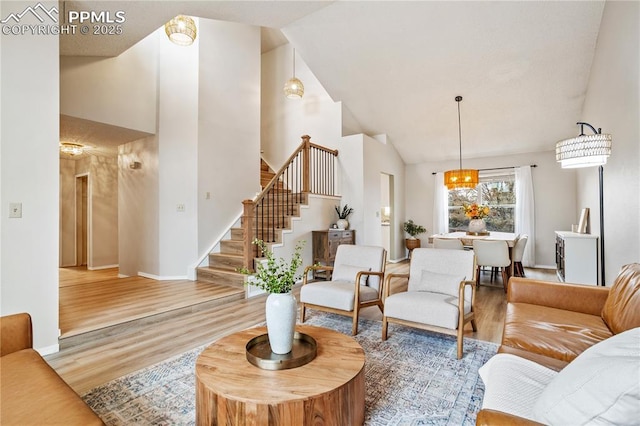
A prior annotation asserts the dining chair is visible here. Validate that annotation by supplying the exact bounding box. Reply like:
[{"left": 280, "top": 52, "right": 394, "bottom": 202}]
[
  {"left": 382, "top": 248, "right": 477, "bottom": 359},
  {"left": 299, "top": 244, "right": 387, "bottom": 335},
  {"left": 512, "top": 234, "right": 529, "bottom": 277},
  {"left": 473, "top": 240, "right": 511, "bottom": 292},
  {"left": 433, "top": 238, "right": 464, "bottom": 250}
]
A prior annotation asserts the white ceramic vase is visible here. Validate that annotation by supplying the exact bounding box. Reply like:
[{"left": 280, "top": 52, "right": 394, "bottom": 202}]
[
  {"left": 468, "top": 218, "right": 487, "bottom": 233},
  {"left": 336, "top": 219, "right": 349, "bottom": 230},
  {"left": 265, "top": 292, "right": 297, "bottom": 354}
]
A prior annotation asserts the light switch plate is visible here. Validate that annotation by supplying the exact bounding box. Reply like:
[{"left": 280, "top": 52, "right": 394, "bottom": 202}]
[{"left": 9, "top": 202, "right": 22, "bottom": 218}]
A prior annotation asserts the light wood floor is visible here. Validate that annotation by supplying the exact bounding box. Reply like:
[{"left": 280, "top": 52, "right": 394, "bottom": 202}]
[{"left": 46, "top": 263, "right": 556, "bottom": 395}]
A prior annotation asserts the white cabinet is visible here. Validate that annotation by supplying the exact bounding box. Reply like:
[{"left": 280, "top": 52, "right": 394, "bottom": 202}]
[{"left": 555, "top": 231, "right": 598, "bottom": 285}]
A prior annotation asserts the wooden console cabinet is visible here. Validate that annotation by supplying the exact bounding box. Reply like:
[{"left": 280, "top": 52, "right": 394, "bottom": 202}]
[
  {"left": 312, "top": 230, "right": 355, "bottom": 276},
  {"left": 555, "top": 231, "right": 598, "bottom": 285}
]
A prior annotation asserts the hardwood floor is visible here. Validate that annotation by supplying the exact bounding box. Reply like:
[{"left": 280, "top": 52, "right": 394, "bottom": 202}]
[{"left": 46, "top": 263, "right": 557, "bottom": 395}]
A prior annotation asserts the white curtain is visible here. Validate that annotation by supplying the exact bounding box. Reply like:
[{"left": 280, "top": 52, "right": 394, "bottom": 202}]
[
  {"left": 433, "top": 172, "right": 448, "bottom": 234},
  {"left": 515, "top": 166, "right": 535, "bottom": 267}
]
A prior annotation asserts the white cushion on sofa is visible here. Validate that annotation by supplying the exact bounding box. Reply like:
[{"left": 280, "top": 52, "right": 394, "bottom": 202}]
[
  {"left": 532, "top": 327, "right": 640, "bottom": 425},
  {"left": 479, "top": 353, "right": 557, "bottom": 421}
]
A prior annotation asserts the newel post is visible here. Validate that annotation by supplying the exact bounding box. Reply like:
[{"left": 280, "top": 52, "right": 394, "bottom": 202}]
[
  {"left": 301, "top": 135, "right": 311, "bottom": 194},
  {"left": 242, "top": 199, "right": 255, "bottom": 271}
]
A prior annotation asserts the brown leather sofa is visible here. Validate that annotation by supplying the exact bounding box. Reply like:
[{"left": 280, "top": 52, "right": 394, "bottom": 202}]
[
  {"left": 0, "top": 313, "right": 104, "bottom": 426},
  {"left": 477, "top": 263, "right": 640, "bottom": 425}
]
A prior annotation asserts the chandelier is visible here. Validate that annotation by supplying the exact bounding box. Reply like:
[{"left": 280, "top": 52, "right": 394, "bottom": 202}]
[
  {"left": 60, "top": 142, "right": 84, "bottom": 156},
  {"left": 444, "top": 96, "right": 479, "bottom": 189},
  {"left": 165, "top": 15, "right": 197, "bottom": 46}
]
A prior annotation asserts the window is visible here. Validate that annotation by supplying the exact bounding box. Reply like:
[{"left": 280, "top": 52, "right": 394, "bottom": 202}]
[{"left": 448, "top": 172, "right": 515, "bottom": 232}]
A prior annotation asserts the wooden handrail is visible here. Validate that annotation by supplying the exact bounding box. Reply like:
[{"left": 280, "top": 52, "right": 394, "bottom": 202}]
[{"left": 242, "top": 135, "right": 339, "bottom": 271}]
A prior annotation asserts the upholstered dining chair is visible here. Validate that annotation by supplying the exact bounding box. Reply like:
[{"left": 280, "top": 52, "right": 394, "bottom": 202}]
[
  {"left": 512, "top": 234, "right": 529, "bottom": 277},
  {"left": 300, "top": 244, "right": 387, "bottom": 335},
  {"left": 473, "top": 240, "right": 511, "bottom": 292},
  {"left": 433, "top": 238, "right": 464, "bottom": 250},
  {"left": 382, "top": 248, "right": 477, "bottom": 359}
]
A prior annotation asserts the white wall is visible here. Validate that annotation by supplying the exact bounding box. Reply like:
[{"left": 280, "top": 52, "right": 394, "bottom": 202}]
[
  {"left": 578, "top": 0, "right": 640, "bottom": 285},
  {"left": 0, "top": 1, "right": 60, "bottom": 352},
  {"left": 261, "top": 44, "right": 342, "bottom": 169},
  {"left": 197, "top": 19, "right": 261, "bottom": 258},
  {"left": 60, "top": 35, "right": 157, "bottom": 134},
  {"left": 119, "top": 137, "right": 159, "bottom": 277},
  {"left": 406, "top": 150, "right": 575, "bottom": 267},
  {"left": 363, "top": 135, "right": 406, "bottom": 261},
  {"left": 157, "top": 28, "right": 199, "bottom": 279}
]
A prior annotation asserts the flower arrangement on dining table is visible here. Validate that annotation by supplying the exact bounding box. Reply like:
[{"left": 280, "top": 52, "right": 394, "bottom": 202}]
[{"left": 463, "top": 203, "right": 491, "bottom": 219}]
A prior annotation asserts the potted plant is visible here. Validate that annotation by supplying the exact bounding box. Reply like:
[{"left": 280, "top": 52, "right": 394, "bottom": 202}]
[
  {"left": 403, "top": 219, "right": 426, "bottom": 252},
  {"left": 335, "top": 204, "right": 354, "bottom": 230},
  {"left": 241, "top": 238, "right": 305, "bottom": 354}
]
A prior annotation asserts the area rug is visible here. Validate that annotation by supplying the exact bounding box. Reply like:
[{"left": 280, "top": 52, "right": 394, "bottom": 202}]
[{"left": 83, "top": 312, "right": 497, "bottom": 425}]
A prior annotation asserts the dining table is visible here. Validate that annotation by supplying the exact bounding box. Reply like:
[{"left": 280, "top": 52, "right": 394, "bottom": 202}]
[{"left": 428, "top": 231, "right": 520, "bottom": 276}]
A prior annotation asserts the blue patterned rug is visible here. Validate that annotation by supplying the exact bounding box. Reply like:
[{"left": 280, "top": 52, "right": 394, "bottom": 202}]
[{"left": 83, "top": 312, "right": 497, "bottom": 425}]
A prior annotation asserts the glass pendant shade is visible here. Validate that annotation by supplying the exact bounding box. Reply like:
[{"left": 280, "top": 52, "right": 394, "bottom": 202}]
[
  {"left": 556, "top": 133, "right": 612, "bottom": 168},
  {"left": 444, "top": 169, "right": 479, "bottom": 189},
  {"left": 60, "top": 142, "right": 84, "bottom": 156},
  {"left": 165, "top": 15, "right": 197, "bottom": 46},
  {"left": 283, "top": 77, "right": 304, "bottom": 99}
]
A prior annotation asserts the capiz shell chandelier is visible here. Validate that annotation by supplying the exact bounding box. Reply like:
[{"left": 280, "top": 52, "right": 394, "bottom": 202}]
[{"left": 165, "top": 15, "right": 197, "bottom": 46}]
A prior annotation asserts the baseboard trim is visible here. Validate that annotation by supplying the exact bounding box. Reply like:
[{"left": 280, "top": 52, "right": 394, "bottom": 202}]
[
  {"left": 37, "top": 343, "right": 59, "bottom": 356},
  {"left": 138, "top": 272, "right": 189, "bottom": 281},
  {"left": 89, "top": 264, "right": 119, "bottom": 271}
]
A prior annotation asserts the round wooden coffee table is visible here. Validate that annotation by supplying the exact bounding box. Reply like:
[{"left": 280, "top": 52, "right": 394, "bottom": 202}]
[{"left": 195, "top": 325, "right": 365, "bottom": 425}]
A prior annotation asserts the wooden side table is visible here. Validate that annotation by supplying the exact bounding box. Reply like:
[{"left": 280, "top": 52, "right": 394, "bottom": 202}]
[
  {"left": 195, "top": 325, "right": 365, "bottom": 425},
  {"left": 312, "top": 230, "right": 356, "bottom": 279}
]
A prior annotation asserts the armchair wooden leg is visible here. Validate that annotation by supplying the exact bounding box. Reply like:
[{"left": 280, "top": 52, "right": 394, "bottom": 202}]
[
  {"left": 382, "top": 317, "right": 388, "bottom": 341},
  {"left": 456, "top": 329, "right": 463, "bottom": 359},
  {"left": 351, "top": 313, "right": 358, "bottom": 336},
  {"left": 300, "top": 305, "right": 306, "bottom": 323},
  {"left": 471, "top": 318, "right": 478, "bottom": 332}
]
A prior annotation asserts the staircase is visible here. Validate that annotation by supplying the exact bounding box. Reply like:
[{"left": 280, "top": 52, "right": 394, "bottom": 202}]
[
  {"left": 196, "top": 136, "right": 339, "bottom": 294},
  {"left": 196, "top": 160, "right": 306, "bottom": 289}
]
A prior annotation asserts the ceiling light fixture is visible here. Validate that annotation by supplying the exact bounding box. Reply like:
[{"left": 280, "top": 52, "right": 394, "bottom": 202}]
[
  {"left": 444, "top": 96, "right": 478, "bottom": 189},
  {"left": 555, "top": 122, "right": 611, "bottom": 168},
  {"left": 60, "top": 142, "right": 84, "bottom": 156},
  {"left": 165, "top": 15, "right": 197, "bottom": 46},
  {"left": 283, "top": 48, "right": 304, "bottom": 99}
]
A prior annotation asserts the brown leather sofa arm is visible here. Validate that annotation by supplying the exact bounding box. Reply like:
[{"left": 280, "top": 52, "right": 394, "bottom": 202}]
[
  {"left": 507, "top": 277, "right": 609, "bottom": 316},
  {"left": 0, "top": 312, "right": 33, "bottom": 356},
  {"left": 476, "top": 409, "right": 544, "bottom": 425}
]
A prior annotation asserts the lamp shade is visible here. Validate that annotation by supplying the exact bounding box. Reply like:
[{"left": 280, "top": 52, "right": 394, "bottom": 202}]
[
  {"left": 283, "top": 77, "right": 304, "bottom": 99},
  {"left": 556, "top": 133, "right": 612, "bottom": 168},
  {"left": 165, "top": 15, "right": 197, "bottom": 46},
  {"left": 444, "top": 169, "right": 479, "bottom": 189}
]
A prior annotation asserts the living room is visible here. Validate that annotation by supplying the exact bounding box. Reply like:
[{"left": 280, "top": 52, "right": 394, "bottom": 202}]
[{"left": 1, "top": 0, "right": 638, "bottom": 424}]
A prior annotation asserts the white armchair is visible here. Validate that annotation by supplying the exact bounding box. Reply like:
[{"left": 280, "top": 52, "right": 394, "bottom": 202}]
[
  {"left": 300, "top": 244, "right": 387, "bottom": 335},
  {"left": 382, "top": 248, "right": 477, "bottom": 359}
]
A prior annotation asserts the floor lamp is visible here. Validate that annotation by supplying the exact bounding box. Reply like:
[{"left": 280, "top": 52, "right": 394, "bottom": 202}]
[{"left": 556, "top": 122, "right": 612, "bottom": 286}]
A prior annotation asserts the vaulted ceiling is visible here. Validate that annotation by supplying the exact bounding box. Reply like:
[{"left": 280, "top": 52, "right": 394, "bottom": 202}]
[{"left": 59, "top": 1, "right": 606, "bottom": 164}]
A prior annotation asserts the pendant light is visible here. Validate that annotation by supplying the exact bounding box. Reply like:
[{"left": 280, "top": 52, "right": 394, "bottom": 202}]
[
  {"left": 444, "top": 96, "right": 479, "bottom": 189},
  {"left": 165, "top": 15, "right": 197, "bottom": 46},
  {"left": 283, "top": 48, "right": 304, "bottom": 99}
]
